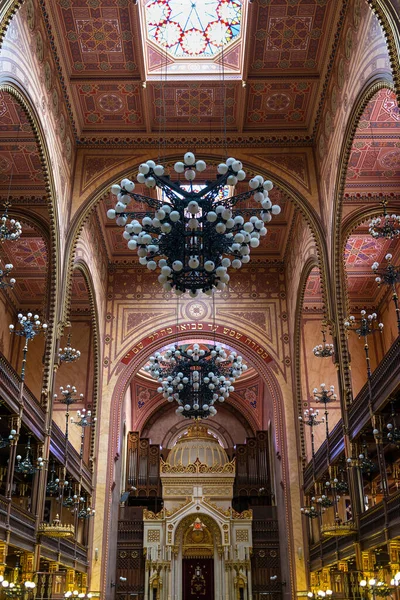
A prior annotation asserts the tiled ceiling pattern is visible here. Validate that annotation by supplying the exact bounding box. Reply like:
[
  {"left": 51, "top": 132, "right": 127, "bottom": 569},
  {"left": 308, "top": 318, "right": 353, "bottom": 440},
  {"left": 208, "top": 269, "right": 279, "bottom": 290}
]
[
  {"left": 71, "top": 270, "right": 91, "bottom": 313},
  {"left": 0, "top": 91, "right": 46, "bottom": 199},
  {"left": 0, "top": 225, "right": 48, "bottom": 308},
  {"left": 345, "top": 89, "right": 400, "bottom": 195},
  {"left": 303, "top": 267, "right": 322, "bottom": 311},
  {"left": 47, "top": 0, "right": 343, "bottom": 139},
  {"left": 344, "top": 225, "right": 400, "bottom": 306},
  {"left": 343, "top": 90, "right": 400, "bottom": 307}
]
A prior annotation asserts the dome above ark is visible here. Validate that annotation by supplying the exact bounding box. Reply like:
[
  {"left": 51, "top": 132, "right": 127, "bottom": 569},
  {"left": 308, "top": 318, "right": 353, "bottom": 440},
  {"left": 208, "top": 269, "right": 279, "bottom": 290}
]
[{"left": 166, "top": 423, "right": 229, "bottom": 468}]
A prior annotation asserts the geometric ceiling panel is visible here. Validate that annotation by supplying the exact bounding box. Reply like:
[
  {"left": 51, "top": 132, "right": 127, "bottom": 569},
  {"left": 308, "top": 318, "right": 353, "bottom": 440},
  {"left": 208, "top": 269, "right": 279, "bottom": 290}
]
[
  {"left": 1, "top": 237, "right": 48, "bottom": 272},
  {"left": 52, "top": 2, "right": 141, "bottom": 76},
  {"left": 247, "top": 1, "right": 337, "bottom": 76},
  {"left": 246, "top": 81, "right": 317, "bottom": 129},
  {"left": 0, "top": 91, "right": 45, "bottom": 196},
  {"left": 148, "top": 82, "right": 237, "bottom": 129},
  {"left": 344, "top": 235, "right": 395, "bottom": 269},
  {"left": 303, "top": 267, "right": 323, "bottom": 310},
  {"left": 73, "top": 82, "right": 145, "bottom": 130},
  {"left": 345, "top": 90, "right": 400, "bottom": 194}
]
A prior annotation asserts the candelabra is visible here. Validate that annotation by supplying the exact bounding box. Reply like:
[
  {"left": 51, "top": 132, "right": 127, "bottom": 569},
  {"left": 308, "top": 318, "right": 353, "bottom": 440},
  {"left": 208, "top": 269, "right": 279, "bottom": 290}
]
[
  {"left": 46, "top": 461, "right": 60, "bottom": 495},
  {"left": 71, "top": 408, "right": 96, "bottom": 459},
  {"left": 387, "top": 402, "right": 400, "bottom": 446},
  {"left": 0, "top": 427, "right": 16, "bottom": 450},
  {"left": 77, "top": 496, "right": 95, "bottom": 520},
  {"left": 312, "top": 324, "right": 335, "bottom": 358},
  {"left": 15, "top": 435, "right": 43, "bottom": 475},
  {"left": 359, "top": 578, "right": 392, "bottom": 599},
  {"left": 0, "top": 261, "right": 16, "bottom": 289},
  {"left": 372, "top": 253, "right": 400, "bottom": 334},
  {"left": 64, "top": 592, "right": 93, "bottom": 599},
  {"left": 313, "top": 384, "right": 337, "bottom": 444},
  {"left": 344, "top": 311, "right": 384, "bottom": 379},
  {"left": 307, "top": 591, "right": 333, "bottom": 598},
  {"left": 54, "top": 386, "right": 83, "bottom": 451},
  {"left": 108, "top": 154, "right": 281, "bottom": 295},
  {"left": 358, "top": 441, "right": 376, "bottom": 475},
  {"left": 62, "top": 481, "right": 76, "bottom": 508},
  {"left": 9, "top": 313, "right": 47, "bottom": 381},
  {"left": 0, "top": 577, "right": 35, "bottom": 598},
  {"left": 58, "top": 334, "right": 81, "bottom": 363},
  {"left": 0, "top": 202, "right": 22, "bottom": 242},
  {"left": 299, "top": 407, "right": 325, "bottom": 465},
  {"left": 369, "top": 199, "right": 400, "bottom": 240},
  {"left": 300, "top": 496, "right": 320, "bottom": 519}
]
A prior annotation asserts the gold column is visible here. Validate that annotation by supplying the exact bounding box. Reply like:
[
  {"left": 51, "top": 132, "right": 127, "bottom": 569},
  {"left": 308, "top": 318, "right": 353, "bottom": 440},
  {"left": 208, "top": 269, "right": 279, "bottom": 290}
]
[
  {"left": 389, "top": 541, "right": 400, "bottom": 577},
  {"left": 0, "top": 543, "right": 8, "bottom": 577},
  {"left": 66, "top": 568, "right": 75, "bottom": 592},
  {"left": 20, "top": 552, "right": 35, "bottom": 581}
]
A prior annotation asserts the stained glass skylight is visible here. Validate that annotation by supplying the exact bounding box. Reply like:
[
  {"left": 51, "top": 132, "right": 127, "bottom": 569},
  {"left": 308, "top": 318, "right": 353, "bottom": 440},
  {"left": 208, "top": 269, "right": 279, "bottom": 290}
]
[{"left": 145, "top": 0, "right": 242, "bottom": 58}]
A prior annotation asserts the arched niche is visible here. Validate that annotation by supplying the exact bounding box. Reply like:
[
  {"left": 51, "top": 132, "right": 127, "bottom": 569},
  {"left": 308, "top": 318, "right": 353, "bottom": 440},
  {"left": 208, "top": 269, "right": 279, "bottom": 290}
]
[
  {"left": 297, "top": 263, "right": 340, "bottom": 460},
  {"left": 0, "top": 89, "right": 54, "bottom": 400},
  {"left": 56, "top": 262, "right": 100, "bottom": 466},
  {"left": 340, "top": 87, "right": 400, "bottom": 397}
]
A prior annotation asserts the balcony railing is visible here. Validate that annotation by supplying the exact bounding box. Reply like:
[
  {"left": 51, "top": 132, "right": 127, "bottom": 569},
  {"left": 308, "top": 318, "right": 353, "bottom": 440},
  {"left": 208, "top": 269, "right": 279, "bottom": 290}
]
[{"left": 303, "top": 336, "right": 400, "bottom": 491}]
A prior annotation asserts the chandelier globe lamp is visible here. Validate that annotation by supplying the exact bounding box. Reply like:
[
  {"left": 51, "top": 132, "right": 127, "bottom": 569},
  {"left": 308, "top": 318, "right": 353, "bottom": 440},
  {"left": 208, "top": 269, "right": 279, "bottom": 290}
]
[
  {"left": 0, "top": 261, "right": 16, "bottom": 289},
  {"left": 312, "top": 323, "right": 334, "bottom": 358},
  {"left": 146, "top": 342, "right": 247, "bottom": 419},
  {"left": 368, "top": 198, "right": 400, "bottom": 240},
  {"left": 372, "top": 253, "right": 400, "bottom": 334},
  {"left": 0, "top": 202, "right": 22, "bottom": 242},
  {"left": 58, "top": 334, "right": 81, "bottom": 363},
  {"left": 108, "top": 154, "right": 281, "bottom": 295}
]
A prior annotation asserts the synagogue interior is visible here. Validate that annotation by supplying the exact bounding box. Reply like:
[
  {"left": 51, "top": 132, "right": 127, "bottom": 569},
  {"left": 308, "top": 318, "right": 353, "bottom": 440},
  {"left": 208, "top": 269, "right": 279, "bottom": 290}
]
[{"left": 0, "top": 0, "right": 400, "bottom": 598}]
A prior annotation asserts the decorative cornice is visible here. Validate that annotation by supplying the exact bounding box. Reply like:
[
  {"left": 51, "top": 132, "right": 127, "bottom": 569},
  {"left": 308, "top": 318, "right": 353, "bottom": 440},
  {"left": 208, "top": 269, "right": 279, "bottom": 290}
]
[{"left": 160, "top": 457, "right": 235, "bottom": 475}]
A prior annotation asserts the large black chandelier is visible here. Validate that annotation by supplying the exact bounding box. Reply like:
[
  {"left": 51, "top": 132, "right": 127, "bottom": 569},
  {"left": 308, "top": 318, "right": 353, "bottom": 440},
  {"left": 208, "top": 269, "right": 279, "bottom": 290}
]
[
  {"left": 108, "top": 154, "right": 281, "bottom": 295},
  {"left": 145, "top": 343, "right": 247, "bottom": 419}
]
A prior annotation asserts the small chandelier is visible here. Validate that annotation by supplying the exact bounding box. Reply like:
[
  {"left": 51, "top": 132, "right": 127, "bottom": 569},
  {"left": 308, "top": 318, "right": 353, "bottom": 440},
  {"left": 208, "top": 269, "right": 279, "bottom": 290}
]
[
  {"left": 0, "top": 261, "right": 16, "bottom": 289},
  {"left": 312, "top": 324, "right": 334, "bottom": 358},
  {"left": 77, "top": 497, "right": 95, "bottom": 519},
  {"left": 372, "top": 253, "right": 400, "bottom": 334},
  {"left": 369, "top": 199, "right": 400, "bottom": 239},
  {"left": 108, "top": 154, "right": 281, "bottom": 295},
  {"left": 0, "top": 427, "right": 16, "bottom": 450},
  {"left": 46, "top": 461, "right": 60, "bottom": 495},
  {"left": 71, "top": 408, "right": 96, "bottom": 458},
  {"left": 387, "top": 402, "right": 400, "bottom": 446},
  {"left": 300, "top": 496, "right": 320, "bottom": 519},
  {"left": 15, "top": 435, "right": 43, "bottom": 475},
  {"left": 145, "top": 343, "right": 247, "bottom": 419},
  {"left": 0, "top": 202, "right": 22, "bottom": 242},
  {"left": 58, "top": 334, "right": 81, "bottom": 363}
]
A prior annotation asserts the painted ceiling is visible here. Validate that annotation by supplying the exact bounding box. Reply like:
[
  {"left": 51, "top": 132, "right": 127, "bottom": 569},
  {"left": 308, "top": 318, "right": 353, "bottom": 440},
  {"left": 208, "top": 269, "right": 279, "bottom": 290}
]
[{"left": 47, "top": 0, "right": 343, "bottom": 141}]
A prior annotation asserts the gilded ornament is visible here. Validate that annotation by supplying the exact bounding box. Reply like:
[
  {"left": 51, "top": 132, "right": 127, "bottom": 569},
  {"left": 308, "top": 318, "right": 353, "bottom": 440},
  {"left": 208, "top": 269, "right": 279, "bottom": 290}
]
[{"left": 345, "top": 28, "right": 353, "bottom": 61}]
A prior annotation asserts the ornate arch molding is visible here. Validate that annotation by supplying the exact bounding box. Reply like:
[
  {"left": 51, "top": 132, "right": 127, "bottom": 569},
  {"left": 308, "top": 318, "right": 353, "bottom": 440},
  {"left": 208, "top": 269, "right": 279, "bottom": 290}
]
[
  {"left": 69, "top": 259, "right": 101, "bottom": 468},
  {"left": 331, "top": 78, "right": 395, "bottom": 404},
  {"left": 0, "top": 0, "right": 22, "bottom": 47},
  {"left": 366, "top": 0, "right": 400, "bottom": 104},
  {"left": 61, "top": 156, "right": 330, "bottom": 330},
  {"left": 100, "top": 326, "right": 295, "bottom": 597},
  {"left": 174, "top": 513, "right": 222, "bottom": 547},
  {"left": 293, "top": 256, "right": 320, "bottom": 463},
  {"left": 0, "top": 81, "right": 60, "bottom": 402}
]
